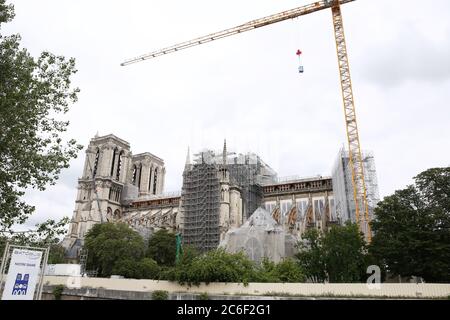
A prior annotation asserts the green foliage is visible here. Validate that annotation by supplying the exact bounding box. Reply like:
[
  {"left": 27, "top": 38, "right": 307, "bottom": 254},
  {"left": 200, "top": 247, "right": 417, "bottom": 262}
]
[
  {"left": 177, "top": 249, "right": 256, "bottom": 286},
  {"left": 158, "top": 266, "right": 177, "bottom": 281},
  {"left": 176, "top": 245, "right": 199, "bottom": 266},
  {"left": 295, "top": 229, "right": 327, "bottom": 282},
  {"left": 0, "top": 0, "right": 14, "bottom": 25},
  {"left": 252, "top": 258, "right": 305, "bottom": 283},
  {"left": 139, "top": 258, "right": 160, "bottom": 279},
  {"left": 152, "top": 290, "right": 169, "bottom": 300},
  {"left": 0, "top": 217, "right": 69, "bottom": 261},
  {"left": 157, "top": 245, "right": 198, "bottom": 282},
  {"left": 198, "top": 292, "right": 209, "bottom": 300},
  {"left": 252, "top": 258, "right": 279, "bottom": 283},
  {"left": 112, "top": 258, "right": 160, "bottom": 279},
  {"left": 52, "top": 285, "right": 64, "bottom": 300},
  {"left": 47, "top": 244, "right": 66, "bottom": 264},
  {"left": 147, "top": 229, "right": 176, "bottom": 267},
  {"left": 0, "top": 1, "right": 82, "bottom": 230},
  {"left": 274, "top": 258, "right": 305, "bottom": 283},
  {"left": 369, "top": 167, "right": 450, "bottom": 283},
  {"left": 322, "top": 223, "right": 368, "bottom": 283},
  {"left": 296, "top": 224, "right": 369, "bottom": 283},
  {"left": 84, "top": 222, "right": 145, "bottom": 277},
  {"left": 111, "top": 259, "right": 138, "bottom": 279},
  {"left": 160, "top": 246, "right": 306, "bottom": 285}
]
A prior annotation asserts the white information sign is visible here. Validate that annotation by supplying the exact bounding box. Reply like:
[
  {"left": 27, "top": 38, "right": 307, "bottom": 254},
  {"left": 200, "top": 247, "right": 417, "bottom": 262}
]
[{"left": 1, "top": 249, "right": 43, "bottom": 300}]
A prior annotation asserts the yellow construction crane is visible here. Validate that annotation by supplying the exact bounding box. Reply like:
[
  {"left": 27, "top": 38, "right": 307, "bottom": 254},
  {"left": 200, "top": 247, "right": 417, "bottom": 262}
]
[{"left": 121, "top": 0, "right": 372, "bottom": 241}]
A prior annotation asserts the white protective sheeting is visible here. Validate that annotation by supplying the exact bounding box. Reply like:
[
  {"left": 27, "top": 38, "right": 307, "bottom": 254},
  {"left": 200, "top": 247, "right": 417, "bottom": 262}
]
[{"left": 219, "top": 207, "right": 297, "bottom": 263}]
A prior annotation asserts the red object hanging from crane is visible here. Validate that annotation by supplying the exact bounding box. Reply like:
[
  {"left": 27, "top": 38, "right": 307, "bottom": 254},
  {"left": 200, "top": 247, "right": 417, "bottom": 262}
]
[{"left": 296, "top": 49, "right": 304, "bottom": 73}]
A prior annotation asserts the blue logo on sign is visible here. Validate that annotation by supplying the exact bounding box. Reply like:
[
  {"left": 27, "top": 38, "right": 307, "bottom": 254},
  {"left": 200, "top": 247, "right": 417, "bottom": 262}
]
[{"left": 12, "top": 273, "right": 29, "bottom": 295}]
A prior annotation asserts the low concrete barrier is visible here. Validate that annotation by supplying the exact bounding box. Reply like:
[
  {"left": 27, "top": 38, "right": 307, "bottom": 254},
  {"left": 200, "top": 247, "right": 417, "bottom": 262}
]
[{"left": 44, "top": 276, "right": 450, "bottom": 298}]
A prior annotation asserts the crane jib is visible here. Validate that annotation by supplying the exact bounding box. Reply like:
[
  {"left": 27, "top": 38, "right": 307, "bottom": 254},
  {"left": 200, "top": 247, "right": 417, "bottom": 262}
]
[
  {"left": 120, "top": 0, "right": 356, "bottom": 66},
  {"left": 119, "top": 0, "right": 371, "bottom": 242}
]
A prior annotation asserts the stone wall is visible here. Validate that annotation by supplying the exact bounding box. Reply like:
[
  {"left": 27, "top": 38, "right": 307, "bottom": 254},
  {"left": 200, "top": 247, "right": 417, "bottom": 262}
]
[{"left": 43, "top": 276, "right": 450, "bottom": 299}]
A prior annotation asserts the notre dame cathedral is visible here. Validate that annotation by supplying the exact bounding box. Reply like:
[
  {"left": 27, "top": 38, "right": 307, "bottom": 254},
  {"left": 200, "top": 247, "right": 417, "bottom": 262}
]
[{"left": 62, "top": 133, "right": 379, "bottom": 261}]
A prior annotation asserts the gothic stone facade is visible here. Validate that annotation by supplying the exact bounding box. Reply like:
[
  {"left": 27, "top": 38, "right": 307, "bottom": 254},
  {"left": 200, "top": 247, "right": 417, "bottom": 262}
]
[
  {"left": 63, "top": 134, "right": 371, "bottom": 259},
  {"left": 62, "top": 134, "right": 166, "bottom": 257}
]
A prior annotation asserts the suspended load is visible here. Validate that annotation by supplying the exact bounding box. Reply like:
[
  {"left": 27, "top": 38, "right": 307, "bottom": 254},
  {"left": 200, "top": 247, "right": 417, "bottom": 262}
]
[{"left": 296, "top": 49, "right": 304, "bottom": 73}]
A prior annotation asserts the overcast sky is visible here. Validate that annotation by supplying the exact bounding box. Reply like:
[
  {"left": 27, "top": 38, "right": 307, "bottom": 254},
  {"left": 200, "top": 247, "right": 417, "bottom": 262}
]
[{"left": 4, "top": 0, "right": 449, "bottom": 229}]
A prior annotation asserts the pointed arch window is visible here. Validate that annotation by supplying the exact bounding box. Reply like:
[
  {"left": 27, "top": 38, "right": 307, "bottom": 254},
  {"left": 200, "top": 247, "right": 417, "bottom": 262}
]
[
  {"left": 137, "top": 164, "right": 143, "bottom": 189},
  {"left": 116, "top": 150, "right": 124, "bottom": 181},
  {"left": 92, "top": 148, "right": 100, "bottom": 177},
  {"left": 132, "top": 165, "right": 137, "bottom": 185},
  {"left": 110, "top": 147, "right": 118, "bottom": 177},
  {"left": 106, "top": 207, "right": 113, "bottom": 222},
  {"left": 153, "top": 168, "right": 158, "bottom": 195},
  {"left": 148, "top": 165, "right": 153, "bottom": 193}
]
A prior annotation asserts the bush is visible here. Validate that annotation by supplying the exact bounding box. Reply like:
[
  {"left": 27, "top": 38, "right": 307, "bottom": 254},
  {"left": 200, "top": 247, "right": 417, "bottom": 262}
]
[
  {"left": 275, "top": 258, "right": 305, "bottom": 283},
  {"left": 84, "top": 223, "right": 146, "bottom": 277},
  {"left": 251, "top": 257, "right": 305, "bottom": 283},
  {"left": 138, "top": 258, "right": 160, "bottom": 279},
  {"left": 177, "top": 245, "right": 199, "bottom": 266},
  {"left": 152, "top": 290, "right": 169, "bottom": 300},
  {"left": 147, "top": 229, "right": 176, "bottom": 267},
  {"left": 169, "top": 248, "right": 308, "bottom": 285},
  {"left": 52, "top": 285, "right": 65, "bottom": 300},
  {"left": 296, "top": 224, "right": 368, "bottom": 283},
  {"left": 159, "top": 266, "right": 177, "bottom": 281},
  {"left": 178, "top": 249, "right": 256, "bottom": 286},
  {"left": 112, "top": 258, "right": 160, "bottom": 279},
  {"left": 198, "top": 292, "right": 209, "bottom": 300},
  {"left": 252, "top": 258, "right": 279, "bottom": 283},
  {"left": 112, "top": 259, "right": 138, "bottom": 278}
]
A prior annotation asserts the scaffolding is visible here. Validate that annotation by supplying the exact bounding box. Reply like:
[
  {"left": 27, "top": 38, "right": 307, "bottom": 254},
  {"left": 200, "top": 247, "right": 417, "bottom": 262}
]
[
  {"left": 181, "top": 163, "right": 221, "bottom": 252},
  {"left": 227, "top": 163, "right": 263, "bottom": 220},
  {"left": 181, "top": 149, "right": 277, "bottom": 252},
  {"left": 331, "top": 147, "right": 380, "bottom": 224}
]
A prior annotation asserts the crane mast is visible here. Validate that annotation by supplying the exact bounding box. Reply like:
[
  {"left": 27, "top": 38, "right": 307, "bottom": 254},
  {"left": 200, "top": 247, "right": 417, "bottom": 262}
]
[
  {"left": 121, "top": 0, "right": 372, "bottom": 241},
  {"left": 331, "top": 3, "right": 371, "bottom": 240}
]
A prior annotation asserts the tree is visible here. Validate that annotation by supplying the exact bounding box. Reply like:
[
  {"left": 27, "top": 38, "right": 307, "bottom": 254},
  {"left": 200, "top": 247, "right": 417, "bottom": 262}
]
[
  {"left": 0, "top": 0, "right": 82, "bottom": 231},
  {"left": 296, "top": 229, "right": 327, "bottom": 282},
  {"left": 321, "top": 223, "right": 368, "bottom": 283},
  {"left": 160, "top": 245, "right": 199, "bottom": 282},
  {"left": 252, "top": 258, "right": 279, "bottom": 283},
  {"left": 178, "top": 249, "right": 256, "bottom": 286},
  {"left": 112, "top": 258, "right": 160, "bottom": 279},
  {"left": 369, "top": 167, "right": 450, "bottom": 282},
  {"left": 252, "top": 257, "right": 305, "bottom": 283},
  {"left": 176, "top": 245, "right": 199, "bottom": 266},
  {"left": 147, "top": 229, "right": 176, "bottom": 267},
  {"left": 47, "top": 244, "right": 66, "bottom": 264},
  {"left": 84, "top": 223, "right": 146, "bottom": 277},
  {"left": 0, "top": 217, "right": 69, "bottom": 262},
  {"left": 274, "top": 258, "right": 305, "bottom": 283},
  {"left": 296, "top": 224, "right": 369, "bottom": 283},
  {"left": 138, "top": 258, "right": 160, "bottom": 279}
]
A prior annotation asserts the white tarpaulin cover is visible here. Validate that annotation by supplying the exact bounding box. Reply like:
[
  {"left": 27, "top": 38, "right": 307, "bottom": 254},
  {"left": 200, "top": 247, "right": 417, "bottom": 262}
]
[
  {"left": 219, "top": 207, "right": 297, "bottom": 263},
  {"left": 2, "top": 249, "right": 43, "bottom": 300}
]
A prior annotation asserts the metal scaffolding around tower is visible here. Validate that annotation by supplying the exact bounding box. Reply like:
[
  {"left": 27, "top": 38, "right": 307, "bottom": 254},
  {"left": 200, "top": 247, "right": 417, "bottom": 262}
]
[
  {"left": 181, "top": 148, "right": 277, "bottom": 252},
  {"left": 331, "top": 148, "right": 380, "bottom": 229},
  {"left": 181, "top": 161, "right": 221, "bottom": 252}
]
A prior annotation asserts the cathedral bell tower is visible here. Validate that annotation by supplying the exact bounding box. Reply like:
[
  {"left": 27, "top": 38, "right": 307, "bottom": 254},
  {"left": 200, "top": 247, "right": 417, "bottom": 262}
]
[{"left": 62, "top": 134, "right": 132, "bottom": 255}]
